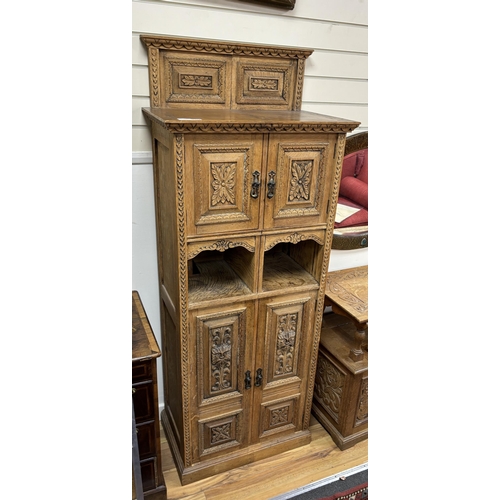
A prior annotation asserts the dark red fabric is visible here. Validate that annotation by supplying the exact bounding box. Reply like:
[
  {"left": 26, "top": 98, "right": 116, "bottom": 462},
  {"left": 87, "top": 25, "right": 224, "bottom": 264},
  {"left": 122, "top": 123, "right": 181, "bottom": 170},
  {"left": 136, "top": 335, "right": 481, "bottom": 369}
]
[
  {"left": 337, "top": 146, "right": 368, "bottom": 230},
  {"left": 357, "top": 151, "right": 368, "bottom": 184},
  {"left": 339, "top": 176, "right": 368, "bottom": 209},
  {"left": 341, "top": 151, "right": 359, "bottom": 178},
  {"left": 319, "top": 481, "right": 368, "bottom": 500}
]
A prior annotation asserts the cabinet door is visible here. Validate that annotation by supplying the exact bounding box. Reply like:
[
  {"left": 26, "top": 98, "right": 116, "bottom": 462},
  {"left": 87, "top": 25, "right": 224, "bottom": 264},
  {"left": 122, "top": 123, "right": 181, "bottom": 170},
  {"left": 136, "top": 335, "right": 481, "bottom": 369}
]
[
  {"left": 251, "top": 292, "right": 317, "bottom": 443},
  {"left": 189, "top": 302, "right": 256, "bottom": 462},
  {"left": 184, "top": 134, "right": 264, "bottom": 236},
  {"left": 264, "top": 134, "right": 336, "bottom": 230}
]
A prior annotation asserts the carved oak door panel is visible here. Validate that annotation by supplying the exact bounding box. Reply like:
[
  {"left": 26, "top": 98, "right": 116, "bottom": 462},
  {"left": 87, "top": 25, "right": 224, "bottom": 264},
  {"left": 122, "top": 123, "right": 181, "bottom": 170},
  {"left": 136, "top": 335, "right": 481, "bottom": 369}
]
[
  {"left": 189, "top": 302, "right": 256, "bottom": 462},
  {"left": 264, "top": 134, "right": 336, "bottom": 230},
  {"left": 251, "top": 292, "right": 317, "bottom": 443},
  {"left": 184, "top": 134, "right": 264, "bottom": 236}
]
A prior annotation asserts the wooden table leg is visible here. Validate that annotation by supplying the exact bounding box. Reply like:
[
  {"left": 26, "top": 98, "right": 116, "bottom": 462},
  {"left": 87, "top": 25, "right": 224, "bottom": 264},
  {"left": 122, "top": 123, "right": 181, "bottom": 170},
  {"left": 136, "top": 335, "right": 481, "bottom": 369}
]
[{"left": 349, "top": 322, "right": 367, "bottom": 362}]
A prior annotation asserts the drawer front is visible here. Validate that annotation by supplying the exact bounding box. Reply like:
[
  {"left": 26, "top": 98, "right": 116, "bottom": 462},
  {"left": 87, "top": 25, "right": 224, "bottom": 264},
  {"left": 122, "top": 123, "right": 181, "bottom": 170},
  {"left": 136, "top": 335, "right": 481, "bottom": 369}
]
[
  {"left": 139, "top": 457, "right": 157, "bottom": 492},
  {"left": 136, "top": 420, "right": 156, "bottom": 460},
  {"left": 133, "top": 382, "right": 155, "bottom": 423},
  {"left": 132, "top": 360, "right": 152, "bottom": 383}
]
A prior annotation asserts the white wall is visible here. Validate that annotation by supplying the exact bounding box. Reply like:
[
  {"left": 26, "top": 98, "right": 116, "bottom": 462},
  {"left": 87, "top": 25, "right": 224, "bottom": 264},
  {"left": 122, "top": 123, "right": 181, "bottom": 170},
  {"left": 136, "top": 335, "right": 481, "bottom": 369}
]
[{"left": 132, "top": 0, "right": 368, "bottom": 409}]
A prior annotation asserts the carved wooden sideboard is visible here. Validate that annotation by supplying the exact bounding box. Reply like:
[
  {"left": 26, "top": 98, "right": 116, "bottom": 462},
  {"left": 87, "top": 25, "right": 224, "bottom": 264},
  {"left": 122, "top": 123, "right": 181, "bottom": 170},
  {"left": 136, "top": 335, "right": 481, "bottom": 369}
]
[{"left": 141, "top": 35, "right": 360, "bottom": 485}]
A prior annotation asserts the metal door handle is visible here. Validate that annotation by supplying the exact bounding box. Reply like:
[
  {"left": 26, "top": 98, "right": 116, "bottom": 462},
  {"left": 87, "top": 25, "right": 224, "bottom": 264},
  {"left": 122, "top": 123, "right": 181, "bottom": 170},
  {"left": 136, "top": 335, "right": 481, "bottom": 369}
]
[
  {"left": 255, "top": 368, "right": 263, "bottom": 387},
  {"left": 267, "top": 171, "right": 276, "bottom": 199},
  {"left": 245, "top": 370, "right": 252, "bottom": 389},
  {"left": 250, "top": 171, "right": 261, "bottom": 198}
]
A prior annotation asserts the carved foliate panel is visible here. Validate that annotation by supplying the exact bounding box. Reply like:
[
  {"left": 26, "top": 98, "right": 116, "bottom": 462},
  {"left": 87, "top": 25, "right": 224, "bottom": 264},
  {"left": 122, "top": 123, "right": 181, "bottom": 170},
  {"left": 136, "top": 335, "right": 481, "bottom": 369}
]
[
  {"left": 234, "top": 57, "right": 296, "bottom": 109},
  {"left": 265, "top": 135, "right": 334, "bottom": 229},
  {"left": 263, "top": 297, "right": 310, "bottom": 385},
  {"left": 196, "top": 309, "right": 246, "bottom": 403},
  {"left": 259, "top": 397, "right": 298, "bottom": 437},
  {"left": 161, "top": 53, "right": 229, "bottom": 107},
  {"left": 355, "top": 376, "right": 368, "bottom": 427},
  {"left": 314, "top": 352, "right": 345, "bottom": 424},
  {"left": 199, "top": 413, "right": 242, "bottom": 456},
  {"left": 186, "top": 135, "right": 263, "bottom": 235}
]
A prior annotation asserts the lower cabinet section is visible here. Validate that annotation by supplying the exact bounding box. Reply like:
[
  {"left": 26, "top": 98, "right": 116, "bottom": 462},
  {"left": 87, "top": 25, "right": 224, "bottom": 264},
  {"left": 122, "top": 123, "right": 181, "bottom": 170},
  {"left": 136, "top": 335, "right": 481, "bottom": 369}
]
[{"left": 162, "top": 291, "right": 319, "bottom": 484}]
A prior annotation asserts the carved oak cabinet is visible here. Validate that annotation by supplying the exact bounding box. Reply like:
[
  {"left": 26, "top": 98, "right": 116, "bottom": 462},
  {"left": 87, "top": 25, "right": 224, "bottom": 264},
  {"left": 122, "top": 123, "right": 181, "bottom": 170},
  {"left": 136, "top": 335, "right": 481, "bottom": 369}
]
[{"left": 141, "top": 35, "right": 359, "bottom": 485}]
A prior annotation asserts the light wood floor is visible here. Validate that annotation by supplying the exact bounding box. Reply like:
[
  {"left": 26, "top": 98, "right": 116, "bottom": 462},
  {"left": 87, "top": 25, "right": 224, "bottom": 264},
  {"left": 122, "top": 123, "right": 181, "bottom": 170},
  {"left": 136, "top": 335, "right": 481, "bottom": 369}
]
[{"left": 160, "top": 416, "right": 368, "bottom": 500}]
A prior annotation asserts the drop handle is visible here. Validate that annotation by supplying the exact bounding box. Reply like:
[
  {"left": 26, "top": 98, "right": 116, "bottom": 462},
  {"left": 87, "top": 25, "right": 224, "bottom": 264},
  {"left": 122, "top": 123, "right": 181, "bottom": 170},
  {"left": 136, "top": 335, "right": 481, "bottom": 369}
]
[
  {"left": 267, "top": 171, "right": 276, "bottom": 199},
  {"left": 255, "top": 368, "right": 263, "bottom": 387},
  {"left": 250, "top": 171, "right": 261, "bottom": 199},
  {"left": 245, "top": 370, "right": 252, "bottom": 389}
]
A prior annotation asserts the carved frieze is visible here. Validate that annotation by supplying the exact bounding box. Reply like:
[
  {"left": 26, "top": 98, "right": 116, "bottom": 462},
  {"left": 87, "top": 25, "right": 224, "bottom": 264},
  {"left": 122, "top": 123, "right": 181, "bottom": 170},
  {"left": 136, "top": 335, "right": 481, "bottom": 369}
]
[{"left": 147, "top": 117, "right": 359, "bottom": 134}]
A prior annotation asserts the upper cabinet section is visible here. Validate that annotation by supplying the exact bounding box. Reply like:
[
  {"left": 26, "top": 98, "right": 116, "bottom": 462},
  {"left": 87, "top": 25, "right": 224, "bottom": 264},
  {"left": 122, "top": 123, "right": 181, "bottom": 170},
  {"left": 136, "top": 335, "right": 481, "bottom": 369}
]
[{"left": 140, "top": 35, "right": 313, "bottom": 111}]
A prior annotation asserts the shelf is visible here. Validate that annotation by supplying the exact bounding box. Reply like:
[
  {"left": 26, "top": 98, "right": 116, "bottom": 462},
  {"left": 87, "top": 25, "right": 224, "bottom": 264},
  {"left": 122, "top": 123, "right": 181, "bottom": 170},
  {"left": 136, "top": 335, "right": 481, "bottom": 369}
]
[
  {"left": 262, "top": 252, "right": 318, "bottom": 292},
  {"left": 188, "top": 259, "right": 253, "bottom": 304}
]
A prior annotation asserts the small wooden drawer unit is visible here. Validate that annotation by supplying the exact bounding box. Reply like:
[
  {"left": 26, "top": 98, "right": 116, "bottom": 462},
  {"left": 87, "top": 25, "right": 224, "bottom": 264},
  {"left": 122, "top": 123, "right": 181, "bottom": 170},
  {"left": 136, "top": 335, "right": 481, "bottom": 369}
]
[{"left": 132, "top": 291, "right": 167, "bottom": 500}]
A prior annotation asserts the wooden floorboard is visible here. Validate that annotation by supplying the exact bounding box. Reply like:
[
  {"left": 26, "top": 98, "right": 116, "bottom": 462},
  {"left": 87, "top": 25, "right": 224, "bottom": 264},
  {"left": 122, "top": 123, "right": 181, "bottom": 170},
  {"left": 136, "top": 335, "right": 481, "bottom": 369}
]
[{"left": 160, "top": 416, "right": 368, "bottom": 500}]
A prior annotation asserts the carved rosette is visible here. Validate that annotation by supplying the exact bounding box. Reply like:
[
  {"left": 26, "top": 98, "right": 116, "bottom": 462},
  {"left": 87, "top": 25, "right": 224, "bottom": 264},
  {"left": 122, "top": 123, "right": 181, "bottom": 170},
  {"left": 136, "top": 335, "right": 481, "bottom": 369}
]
[
  {"left": 270, "top": 407, "right": 289, "bottom": 426},
  {"left": 210, "top": 327, "right": 232, "bottom": 392},
  {"left": 211, "top": 423, "right": 231, "bottom": 444},
  {"left": 275, "top": 313, "right": 297, "bottom": 375},
  {"left": 211, "top": 162, "right": 236, "bottom": 206},
  {"left": 289, "top": 160, "right": 313, "bottom": 201}
]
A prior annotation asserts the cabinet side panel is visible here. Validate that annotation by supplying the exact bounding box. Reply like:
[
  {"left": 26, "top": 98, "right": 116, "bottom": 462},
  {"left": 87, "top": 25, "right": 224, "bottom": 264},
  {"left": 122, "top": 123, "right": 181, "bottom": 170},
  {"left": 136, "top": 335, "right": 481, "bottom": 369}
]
[
  {"left": 161, "top": 301, "right": 185, "bottom": 458},
  {"left": 156, "top": 136, "right": 180, "bottom": 307}
]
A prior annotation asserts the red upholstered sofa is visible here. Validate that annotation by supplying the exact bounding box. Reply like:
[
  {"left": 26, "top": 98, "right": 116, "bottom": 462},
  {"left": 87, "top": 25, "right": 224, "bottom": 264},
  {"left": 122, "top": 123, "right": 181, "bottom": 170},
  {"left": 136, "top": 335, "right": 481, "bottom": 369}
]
[{"left": 333, "top": 132, "right": 368, "bottom": 249}]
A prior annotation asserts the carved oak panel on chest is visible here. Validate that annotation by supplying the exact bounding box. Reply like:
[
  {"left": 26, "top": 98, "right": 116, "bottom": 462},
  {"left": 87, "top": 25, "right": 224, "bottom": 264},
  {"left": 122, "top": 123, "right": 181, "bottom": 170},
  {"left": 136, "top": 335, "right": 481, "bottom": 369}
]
[{"left": 141, "top": 35, "right": 359, "bottom": 485}]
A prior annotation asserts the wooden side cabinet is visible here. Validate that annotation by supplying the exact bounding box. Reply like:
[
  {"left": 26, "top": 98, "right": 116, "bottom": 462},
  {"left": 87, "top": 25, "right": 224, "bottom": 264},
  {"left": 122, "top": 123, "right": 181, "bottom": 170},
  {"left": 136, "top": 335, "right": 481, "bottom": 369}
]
[
  {"left": 132, "top": 291, "right": 167, "bottom": 500},
  {"left": 140, "top": 35, "right": 360, "bottom": 485}
]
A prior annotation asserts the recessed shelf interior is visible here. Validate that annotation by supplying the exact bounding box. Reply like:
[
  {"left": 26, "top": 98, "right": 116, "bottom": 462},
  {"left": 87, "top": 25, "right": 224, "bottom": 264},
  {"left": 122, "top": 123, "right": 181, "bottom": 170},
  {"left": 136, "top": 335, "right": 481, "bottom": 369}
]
[
  {"left": 262, "top": 240, "right": 321, "bottom": 292},
  {"left": 188, "top": 246, "right": 256, "bottom": 304}
]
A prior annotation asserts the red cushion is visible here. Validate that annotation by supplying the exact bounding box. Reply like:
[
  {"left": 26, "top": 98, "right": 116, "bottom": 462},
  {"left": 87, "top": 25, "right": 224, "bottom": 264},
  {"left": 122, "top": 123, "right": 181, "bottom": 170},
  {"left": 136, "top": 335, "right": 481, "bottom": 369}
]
[{"left": 339, "top": 176, "right": 368, "bottom": 209}]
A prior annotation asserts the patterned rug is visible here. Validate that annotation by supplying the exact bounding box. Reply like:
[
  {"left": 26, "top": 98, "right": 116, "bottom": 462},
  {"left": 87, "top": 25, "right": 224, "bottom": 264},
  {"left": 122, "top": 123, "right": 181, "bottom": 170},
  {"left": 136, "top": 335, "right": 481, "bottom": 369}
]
[
  {"left": 270, "top": 464, "right": 367, "bottom": 500},
  {"left": 318, "top": 481, "right": 367, "bottom": 500}
]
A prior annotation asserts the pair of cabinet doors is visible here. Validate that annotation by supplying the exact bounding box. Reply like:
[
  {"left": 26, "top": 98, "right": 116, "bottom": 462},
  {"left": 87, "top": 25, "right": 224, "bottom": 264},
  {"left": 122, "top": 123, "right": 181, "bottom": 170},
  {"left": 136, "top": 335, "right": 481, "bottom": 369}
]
[
  {"left": 188, "top": 289, "right": 317, "bottom": 462},
  {"left": 183, "top": 133, "right": 337, "bottom": 236}
]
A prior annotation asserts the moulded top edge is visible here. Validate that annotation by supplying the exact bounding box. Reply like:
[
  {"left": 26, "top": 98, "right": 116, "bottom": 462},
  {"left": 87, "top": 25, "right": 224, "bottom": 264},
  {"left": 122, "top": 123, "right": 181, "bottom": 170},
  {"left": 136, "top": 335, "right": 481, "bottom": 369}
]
[
  {"left": 142, "top": 107, "right": 360, "bottom": 129},
  {"left": 139, "top": 34, "right": 314, "bottom": 59}
]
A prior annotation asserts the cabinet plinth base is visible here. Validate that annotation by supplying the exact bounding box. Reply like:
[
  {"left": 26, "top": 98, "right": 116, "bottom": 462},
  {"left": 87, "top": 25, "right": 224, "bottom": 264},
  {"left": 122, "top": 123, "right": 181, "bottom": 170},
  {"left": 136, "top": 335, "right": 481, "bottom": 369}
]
[
  {"left": 143, "top": 486, "right": 167, "bottom": 500},
  {"left": 161, "top": 409, "right": 312, "bottom": 485},
  {"left": 311, "top": 402, "right": 367, "bottom": 451}
]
